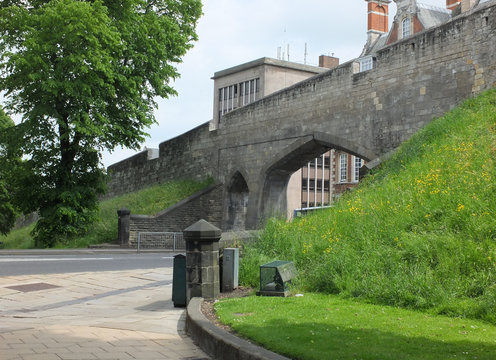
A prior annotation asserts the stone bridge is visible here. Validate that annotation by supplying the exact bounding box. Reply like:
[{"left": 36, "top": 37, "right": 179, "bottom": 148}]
[{"left": 108, "top": 1, "right": 496, "bottom": 232}]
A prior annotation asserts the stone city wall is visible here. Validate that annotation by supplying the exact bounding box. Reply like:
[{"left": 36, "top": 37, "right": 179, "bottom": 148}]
[
  {"left": 128, "top": 183, "right": 223, "bottom": 247},
  {"left": 106, "top": 122, "right": 219, "bottom": 198},
  {"left": 106, "top": 2, "right": 496, "bottom": 229}
]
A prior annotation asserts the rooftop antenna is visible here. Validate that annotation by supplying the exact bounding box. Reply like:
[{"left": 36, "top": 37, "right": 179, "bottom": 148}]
[
  {"left": 287, "top": 44, "right": 290, "bottom": 61},
  {"left": 304, "top": 43, "right": 308, "bottom": 64}
]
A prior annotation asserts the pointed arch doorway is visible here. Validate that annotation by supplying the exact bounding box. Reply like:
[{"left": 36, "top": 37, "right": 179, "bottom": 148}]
[{"left": 226, "top": 172, "right": 249, "bottom": 230}]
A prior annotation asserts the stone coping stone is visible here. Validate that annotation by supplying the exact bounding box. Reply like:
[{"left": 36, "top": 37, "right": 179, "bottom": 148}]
[{"left": 186, "top": 297, "right": 290, "bottom": 360}]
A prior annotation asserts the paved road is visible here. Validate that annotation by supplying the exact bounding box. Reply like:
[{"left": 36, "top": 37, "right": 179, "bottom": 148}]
[
  {"left": 0, "top": 251, "right": 210, "bottom": 360},
  {"left": 0, "top": 252, "right": 180, "bottom": 276}
]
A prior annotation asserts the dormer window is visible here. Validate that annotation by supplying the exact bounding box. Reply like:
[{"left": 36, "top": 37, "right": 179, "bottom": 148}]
[
  {"left": 359, "top": 56, "right": 374, "bottom": 72},
  {"left": 402, "top": 17, "right": 411, "bottom": 38}
]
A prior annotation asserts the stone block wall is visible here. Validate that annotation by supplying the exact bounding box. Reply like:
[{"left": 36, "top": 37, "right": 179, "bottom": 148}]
[
  {"left": 106, "top": 122, "right": 219, "bottom": 198},
  {"left": 128, "top": 183, "right": 223, "bottom": 247}
]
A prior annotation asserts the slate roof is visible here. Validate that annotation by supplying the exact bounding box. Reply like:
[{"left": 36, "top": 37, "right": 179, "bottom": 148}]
[{"left": 417, "top": 4, "right": 450, "bottom": 29}]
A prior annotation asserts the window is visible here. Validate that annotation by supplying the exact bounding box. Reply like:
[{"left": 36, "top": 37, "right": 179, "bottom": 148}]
[
  {"left": 339, "top": 154, "right": 347, "bottom": 183},
  {"left": 218, "top": 84, "right": 238, "bottom": 122},
  {"left": 354, "top": 157, "right": 363, "bottom": 183},
  {"left": 240, "top": 78, "right": 260, "bottom": 106},
  {"left": 219, "top": 78, "right": 260, "bottom": 123},
  {"left": 402, "top": 17, "right": 411, "bottom": 38},
  {"left": 324, "top": 156, "right": 330, "bottom": 168},
  {"left": 359, "top": 56, "right": 373, "bottom": 72},
  {"left": 309, "top": 179, "right": 315, "bottom": 191}
]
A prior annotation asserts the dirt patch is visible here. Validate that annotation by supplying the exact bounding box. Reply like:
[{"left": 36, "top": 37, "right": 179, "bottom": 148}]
[{"left": 200, "top": 286, "right": 254, "bottom": 333}]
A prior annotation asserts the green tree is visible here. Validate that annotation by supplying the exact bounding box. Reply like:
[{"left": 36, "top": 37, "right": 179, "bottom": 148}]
[
  {"left": 0, "top": 0, "right": 202, "bottom": 246},
  {"left": 0, "top": 105, "right": 17, "bottom": 235},
  {"left": 0, "top": 105, "right": 13, "bottom": 129}
]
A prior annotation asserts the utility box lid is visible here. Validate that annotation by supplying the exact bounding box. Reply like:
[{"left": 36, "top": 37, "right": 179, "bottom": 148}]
[
  {"left": 260, "top": 261, "right": 296, "bottom": 283},
  {"left": 258, "top": 260, "right": 297, "bottom": 297}
]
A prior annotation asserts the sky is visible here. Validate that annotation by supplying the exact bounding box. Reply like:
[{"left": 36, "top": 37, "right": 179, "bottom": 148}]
[{"left": 0, "top": 0, "right": 451, "bottom": 167}]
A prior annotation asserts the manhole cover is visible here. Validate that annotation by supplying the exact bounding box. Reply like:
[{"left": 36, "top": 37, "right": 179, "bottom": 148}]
[{"left": 6, "top": 283, "right": 60, "bottom": 293}]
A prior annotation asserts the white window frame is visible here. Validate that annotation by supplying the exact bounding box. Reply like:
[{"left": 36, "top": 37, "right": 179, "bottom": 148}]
[
  {"left": 354, "top": 157, "right": 363, "bottom": 183},
  {"left": 359, "top": 56, "right": 373, "bottom": 72},
  {"left": 240, "top": 78, "right": 260, "bottom": 106},
  {"left": 402, "top": 17, "right": 411, "bottom": 39},
  {"left": 218, "top": 84, "right": 238, "bottom": 121},
  {"left": 339, "top": 154, "right": 347, "bottom": 183}
]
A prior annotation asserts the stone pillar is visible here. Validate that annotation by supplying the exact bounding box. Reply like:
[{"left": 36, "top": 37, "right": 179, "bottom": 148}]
[
  {"left": 117, "top": 208, "right": 131, "bottom": 246},
  {"left": 184, "top": 219, "right": 221, "bottom": 303}
]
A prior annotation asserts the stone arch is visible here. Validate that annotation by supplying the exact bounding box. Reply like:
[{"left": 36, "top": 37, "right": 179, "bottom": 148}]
[
  {"left": 258, "top": 132, "right": 377, "bottom": 221},
  {"left": 225, "top": 170, "right": 250, "bottom": 231}
]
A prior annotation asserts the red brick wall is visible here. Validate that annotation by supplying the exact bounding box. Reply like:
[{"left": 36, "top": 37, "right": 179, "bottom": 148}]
[{"left": 368, "top": 2, "right": 389, "bottom": 33}]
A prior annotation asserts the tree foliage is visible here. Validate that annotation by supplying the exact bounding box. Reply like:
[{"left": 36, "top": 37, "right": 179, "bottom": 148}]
[
  {"left": 0, "top": 0, "right": 202, "bottom": 246},
  {"left": 0, "top": 105, "right": 17, "bottom": 235},
  {"left": 0, "top": 105, "right": 13, "bottom": 129}
]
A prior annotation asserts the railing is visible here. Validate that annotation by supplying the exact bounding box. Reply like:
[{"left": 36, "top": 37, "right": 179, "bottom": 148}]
[
  {"left": 293, "top": 205, "right": 333, "bottom": 218},
  {"left": 136, "top": 231, "right": 185, "bottom": 252}
]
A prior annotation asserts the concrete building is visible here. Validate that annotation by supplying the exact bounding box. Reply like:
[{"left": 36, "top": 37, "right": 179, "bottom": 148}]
[{"left": 210, "top": 57, "right": 334, "bottom": 130}]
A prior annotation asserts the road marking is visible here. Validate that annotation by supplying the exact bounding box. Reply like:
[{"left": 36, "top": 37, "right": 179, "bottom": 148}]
[{"left": 0, "top": 257, "right": 113, "bottom": 262}]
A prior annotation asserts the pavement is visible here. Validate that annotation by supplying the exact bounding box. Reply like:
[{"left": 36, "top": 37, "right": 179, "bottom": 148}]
[{"left": 0, "top": 265, "right": 210, "bottom": 360}]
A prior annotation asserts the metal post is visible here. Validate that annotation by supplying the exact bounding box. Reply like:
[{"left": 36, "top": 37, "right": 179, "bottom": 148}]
[
  {"left": 322, "top": 153, "right": 325, "bottom": 206},
  {"left": 314, "top": 158, "right": 317, "bottom": 206}
]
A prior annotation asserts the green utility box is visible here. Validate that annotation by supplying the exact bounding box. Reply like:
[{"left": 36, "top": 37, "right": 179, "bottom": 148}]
[
  {"left": 172, "top": 254, "right": 186, "bottom": 307},
  {"left": 257, "top": 260, "right": 297, "bottom": 297}
]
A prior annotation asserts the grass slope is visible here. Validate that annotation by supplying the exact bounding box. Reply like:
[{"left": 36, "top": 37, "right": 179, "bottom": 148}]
[
  {"left": 0, "top": 178, "right": 213, "bottom": 249},
  {"left": 240, "top": 90, "right": 496, "bottom": 324}
]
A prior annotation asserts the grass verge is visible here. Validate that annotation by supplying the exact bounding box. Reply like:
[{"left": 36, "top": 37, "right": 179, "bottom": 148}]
[
  {"left": 215, "top": 293, "right": 496, "bottom": 360},
  {"left": 0, "top": 178, "right": 213, "bottom": 248}
]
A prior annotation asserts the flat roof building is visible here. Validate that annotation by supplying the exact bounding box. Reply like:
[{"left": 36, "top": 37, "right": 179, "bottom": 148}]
[{"left": 210, "top": 57, "right": 334, "bottom": 130}]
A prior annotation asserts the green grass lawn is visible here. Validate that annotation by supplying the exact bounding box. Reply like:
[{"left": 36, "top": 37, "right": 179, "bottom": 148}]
[
  {"left": 0, "top": 178, "right": 213, "bottom": 248},
  {"left": 215, "top": 293, "right": 496, "bottom": 360}
]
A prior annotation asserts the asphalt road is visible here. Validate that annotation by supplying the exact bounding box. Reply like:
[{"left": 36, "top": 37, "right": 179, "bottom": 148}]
[{"left": 0, "top": 251, "right": 179, "bottom": 276}]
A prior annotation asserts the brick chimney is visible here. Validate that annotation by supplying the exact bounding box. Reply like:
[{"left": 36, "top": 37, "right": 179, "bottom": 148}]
[
  {"left": 446, "top": 0, "right": 461, "bottom": 11},
  {"left": 319, "top": 55, "right": 339, "bottom": 69},
  {"left": 366, "top": 0, "right": 391, "bottom": 45}
]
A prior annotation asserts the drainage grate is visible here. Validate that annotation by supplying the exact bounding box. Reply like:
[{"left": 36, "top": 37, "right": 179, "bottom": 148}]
[{"left": 6, "top": 283, "right": 60, "bottom": 293}]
